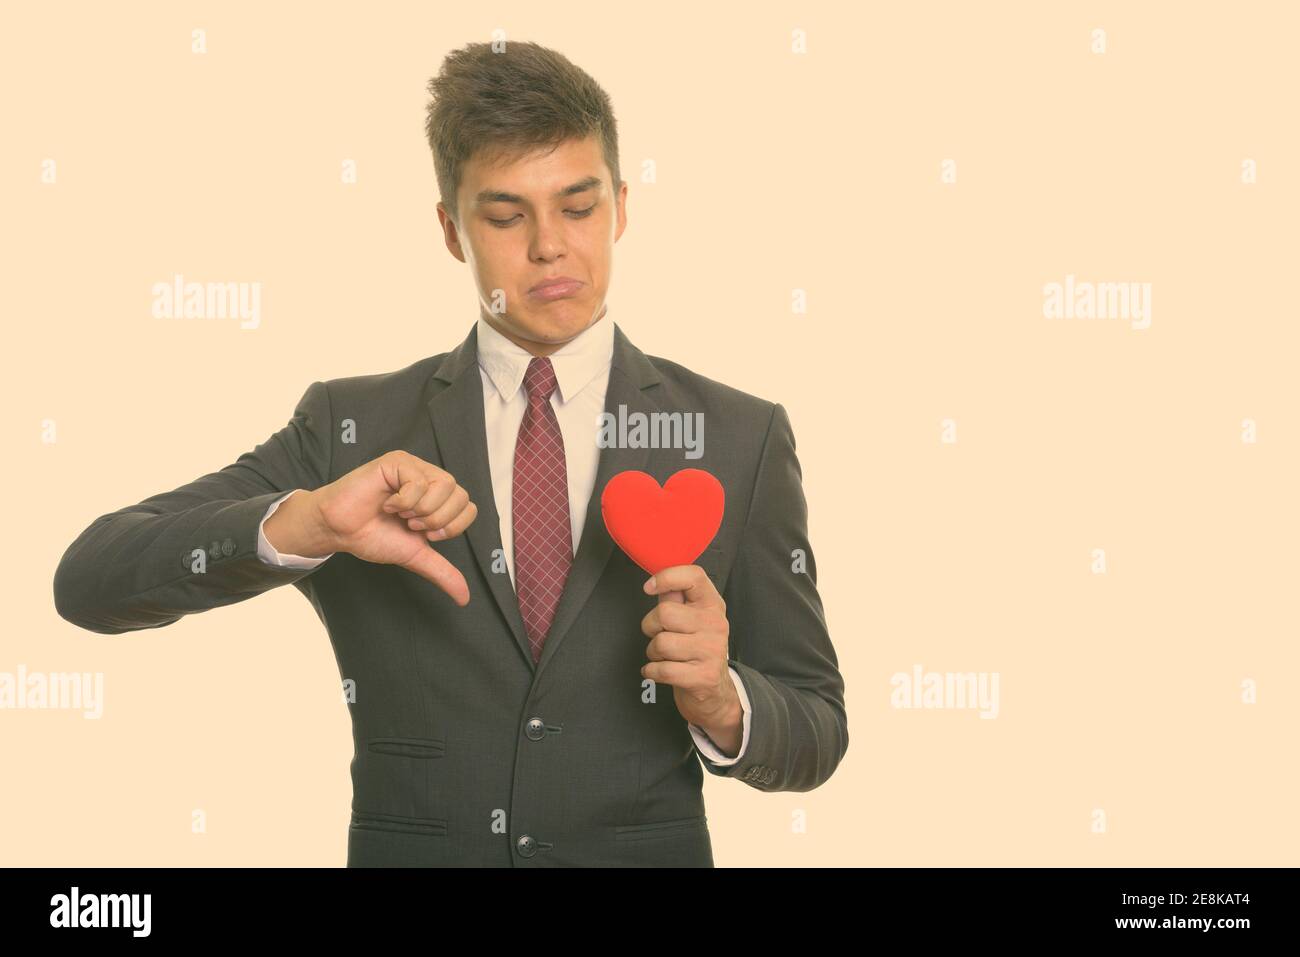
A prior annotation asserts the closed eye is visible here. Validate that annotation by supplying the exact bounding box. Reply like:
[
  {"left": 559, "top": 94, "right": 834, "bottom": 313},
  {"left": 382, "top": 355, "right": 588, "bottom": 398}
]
[{"left": 487, "top": 205, "right": 596, "bottom": 228}]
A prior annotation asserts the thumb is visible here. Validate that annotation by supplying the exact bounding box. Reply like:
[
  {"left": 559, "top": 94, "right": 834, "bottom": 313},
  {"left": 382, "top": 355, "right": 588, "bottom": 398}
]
[{"left": 402, "top": 544, "right": 471, "bottom": 607}]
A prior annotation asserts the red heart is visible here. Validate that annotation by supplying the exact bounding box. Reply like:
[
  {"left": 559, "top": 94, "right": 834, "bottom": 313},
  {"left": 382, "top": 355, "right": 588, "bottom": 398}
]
[{"left": 601, "top": 469, "right": 725, "bottom": 575}]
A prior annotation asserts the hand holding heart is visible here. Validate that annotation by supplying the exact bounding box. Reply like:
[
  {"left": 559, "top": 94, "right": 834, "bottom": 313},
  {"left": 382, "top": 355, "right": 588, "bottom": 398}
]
[
  {"left": 640, "top": 563, "right": 742, "bottom": 739},
  {"left": 602, "top": 468, "right": 740, "bottom": 748}
]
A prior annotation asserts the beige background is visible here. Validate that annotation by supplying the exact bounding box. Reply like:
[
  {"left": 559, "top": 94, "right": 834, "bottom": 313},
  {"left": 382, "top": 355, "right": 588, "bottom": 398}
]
[{"left": 4, "top": 2, "right": 1297, "bottom": 866}]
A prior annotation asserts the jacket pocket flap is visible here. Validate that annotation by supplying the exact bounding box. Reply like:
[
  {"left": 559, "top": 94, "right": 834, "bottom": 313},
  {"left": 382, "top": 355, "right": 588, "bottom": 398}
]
[{"left": 367, "top": 736, "right": 445, "bottom": 758}]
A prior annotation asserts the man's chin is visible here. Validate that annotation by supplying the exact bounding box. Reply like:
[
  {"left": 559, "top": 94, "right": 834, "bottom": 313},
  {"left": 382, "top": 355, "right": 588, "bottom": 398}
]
[{"left": 524, "top": 309, "right": 593, "bottom": 340}]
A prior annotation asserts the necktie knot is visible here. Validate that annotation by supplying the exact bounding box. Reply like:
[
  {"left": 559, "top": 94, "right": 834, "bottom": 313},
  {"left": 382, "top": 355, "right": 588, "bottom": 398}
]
[{"left": 523, "top": 356, "right": 558, "bottom": 402}]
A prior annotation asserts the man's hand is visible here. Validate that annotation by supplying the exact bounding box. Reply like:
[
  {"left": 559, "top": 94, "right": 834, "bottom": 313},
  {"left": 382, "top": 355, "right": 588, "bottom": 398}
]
[
  {"left": 264, "top": 450, "right": 477, "bottom": 606},
  {"left": 640, "top": 564, "right": 743, "bottom": 756}
]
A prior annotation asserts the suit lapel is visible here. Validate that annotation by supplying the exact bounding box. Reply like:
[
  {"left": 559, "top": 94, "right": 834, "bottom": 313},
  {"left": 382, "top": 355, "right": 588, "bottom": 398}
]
[
  {"left": 426, "top": 319, "right": 662, "bottom": 676},
  {"left": 427, "top": 323, "right": 535, "bottom": 668}
]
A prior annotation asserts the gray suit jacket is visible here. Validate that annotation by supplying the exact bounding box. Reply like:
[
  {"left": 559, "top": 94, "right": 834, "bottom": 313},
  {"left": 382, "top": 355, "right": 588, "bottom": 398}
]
[{"left": 53, "top": 321, "right": 848, "bottom": 866}]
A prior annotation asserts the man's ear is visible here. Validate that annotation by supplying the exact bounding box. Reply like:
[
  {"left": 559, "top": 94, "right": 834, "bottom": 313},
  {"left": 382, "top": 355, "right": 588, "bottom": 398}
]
[
  {"left": 613, "top": 180, "right": 629, "bottom": 242},
  {"left": 437, "top": 201, "right": 467, "bottom": 263}
]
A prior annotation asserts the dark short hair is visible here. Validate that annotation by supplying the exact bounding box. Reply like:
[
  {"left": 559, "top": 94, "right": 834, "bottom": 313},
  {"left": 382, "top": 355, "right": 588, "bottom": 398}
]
[{"left": 425, "top": 40, "right": 623, "bottom": 226}]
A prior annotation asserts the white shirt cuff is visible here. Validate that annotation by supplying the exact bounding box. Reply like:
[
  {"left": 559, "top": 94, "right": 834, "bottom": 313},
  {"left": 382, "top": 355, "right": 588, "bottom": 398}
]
[
  {"left": 257, "top": 490, "right": 334, "bottom": 568},
  {"left": 688, "top": 666, "right": 751, "bottom": 766}
]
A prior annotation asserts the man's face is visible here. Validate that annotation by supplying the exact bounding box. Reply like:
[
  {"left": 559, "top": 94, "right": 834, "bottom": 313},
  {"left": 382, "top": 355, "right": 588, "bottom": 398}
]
[{"left": 437, "top": 134, "right": 628, "bottom": 357}]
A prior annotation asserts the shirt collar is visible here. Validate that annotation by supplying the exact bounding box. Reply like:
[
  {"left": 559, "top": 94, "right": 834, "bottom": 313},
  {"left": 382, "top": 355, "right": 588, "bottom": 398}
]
[{"left": 476, "top": 313, "right": 615, "bottom": 404}]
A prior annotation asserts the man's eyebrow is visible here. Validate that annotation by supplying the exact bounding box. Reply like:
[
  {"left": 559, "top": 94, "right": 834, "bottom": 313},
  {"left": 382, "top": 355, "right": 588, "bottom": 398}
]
[{"left": 474, "top": 175, "right": 604, "bottom": 206}]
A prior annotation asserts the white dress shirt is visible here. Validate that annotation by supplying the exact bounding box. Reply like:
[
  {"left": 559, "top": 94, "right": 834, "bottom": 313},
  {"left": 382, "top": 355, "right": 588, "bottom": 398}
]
[{"left": 256, "top": 315, "right": 751, "bottom": 764}]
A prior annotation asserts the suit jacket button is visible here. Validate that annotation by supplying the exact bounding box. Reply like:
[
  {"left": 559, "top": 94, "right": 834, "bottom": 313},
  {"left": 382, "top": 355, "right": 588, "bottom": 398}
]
[
  {"left": 525, "top": 717, "right": 545, "bottom": 741},
  {"left": 208, "top": 541, "right": 222, "bottom": 562},
  {"left": 221, "top": 538, "right": 236, "bottom": 556},
  {"left": 516, "top": 834, "right": 537, "bottom": 858}
]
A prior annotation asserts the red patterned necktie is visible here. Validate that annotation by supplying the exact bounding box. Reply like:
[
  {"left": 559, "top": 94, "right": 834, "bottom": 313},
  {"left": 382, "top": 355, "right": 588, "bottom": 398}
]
[{"left": 513, "top": 356, "right": 573, "bottom": 664}]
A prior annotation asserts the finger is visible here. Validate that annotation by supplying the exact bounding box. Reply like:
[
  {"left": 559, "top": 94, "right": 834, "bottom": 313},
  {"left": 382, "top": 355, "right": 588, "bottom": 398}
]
[
  {"left": 646, "top": 599, "right": 700, "bottom": 637},
  {"left": 379, "top": 453, "right": 445, "bottom": 508},
  {"left": 640, "top": 659, "right": 695, "bottom": 687},
  {"left": 401, "top": 543, "right": 471, "bottom": 607},
  {"left": 639, "top": 585, "right": 702, "bottom": 637},
  {"left": 640, "top": 605, "right": 664, "bottom": 639},
  {"left": 384, "top": 476, "right": 428, "bottom": 513},
  {"left": 422, "top": 484, "right": 470, "bottom": 530},
  {"left": 384, "top": 449, "right": 445, "bottom": 481},
  {"left": 402, "top": 480, "right": 459, "bottom": 527},
  {"left": 640, "top": 611, "right": 656, "bottom": 638},
  {"left": 643, "top": 564, "right": 721, "bottom": 609},
  {"left": 645, "top": 632, "right": 700, "bottom": 663},
  {"left": 426, "top": 499, "right": 477, "bottom": 540}
]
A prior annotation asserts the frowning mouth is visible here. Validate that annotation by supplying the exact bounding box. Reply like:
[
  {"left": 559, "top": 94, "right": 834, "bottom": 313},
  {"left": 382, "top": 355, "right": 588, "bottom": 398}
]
[{"left": 529, "top": 277, "right": 584, "bottom": 301}]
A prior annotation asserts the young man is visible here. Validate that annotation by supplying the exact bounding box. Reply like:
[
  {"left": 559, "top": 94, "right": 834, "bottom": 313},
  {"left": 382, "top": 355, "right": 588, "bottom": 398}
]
[{"left": 53, "top": 40, "right": 847, "bottom": 867}]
